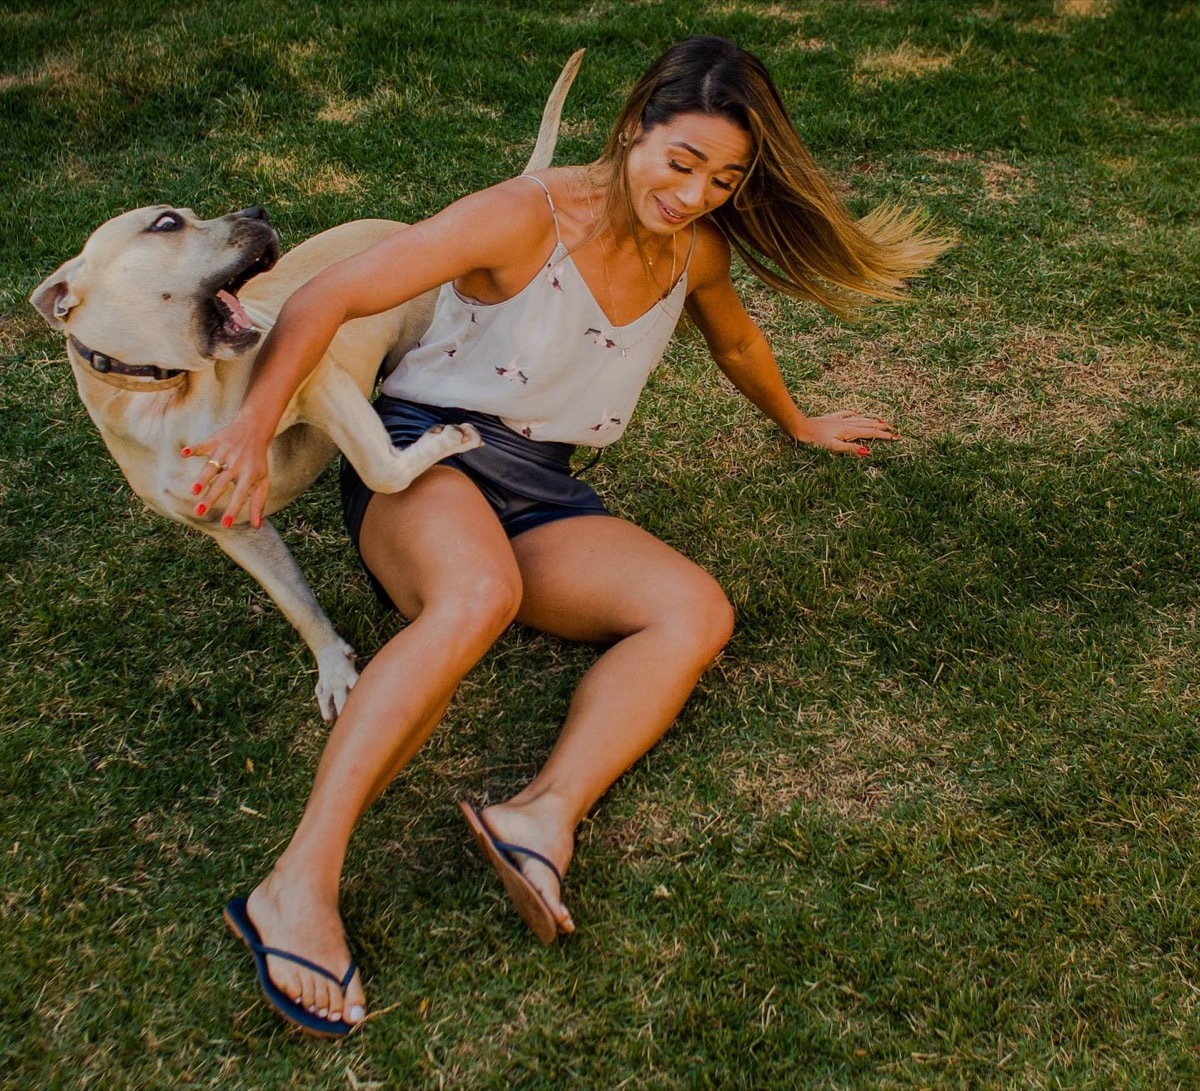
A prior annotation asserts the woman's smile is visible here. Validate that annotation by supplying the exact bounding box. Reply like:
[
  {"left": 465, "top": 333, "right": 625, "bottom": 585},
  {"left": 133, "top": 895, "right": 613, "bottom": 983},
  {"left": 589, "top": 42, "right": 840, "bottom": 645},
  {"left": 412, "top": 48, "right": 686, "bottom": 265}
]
[{"left": 653, "top": 196, "right": 689, "bottom": 225}]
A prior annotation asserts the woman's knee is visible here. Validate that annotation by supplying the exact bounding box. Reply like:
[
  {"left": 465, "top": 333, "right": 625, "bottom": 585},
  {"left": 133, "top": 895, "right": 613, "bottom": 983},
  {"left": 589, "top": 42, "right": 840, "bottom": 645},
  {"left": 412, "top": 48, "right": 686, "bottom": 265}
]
[
  {"left": 394, "top": 564, "right": 524, "bottom": 654},
  {"left": 442, "top": 566, "right": 524, "bottom": 635},
  {"left": 359, "top": 473, "right": 523, "bottom": 634},
  {"left": 661, "top": 573, "right": 735, "bottom": 662},
  {"left": 697, "top": 582, "right": 737, "bottom": 659}
]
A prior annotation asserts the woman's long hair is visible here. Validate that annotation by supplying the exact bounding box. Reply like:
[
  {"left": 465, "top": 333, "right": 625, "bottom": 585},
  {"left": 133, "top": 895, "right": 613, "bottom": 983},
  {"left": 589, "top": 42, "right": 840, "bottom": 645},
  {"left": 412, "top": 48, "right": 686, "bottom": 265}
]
[{"left": 595, "top": 36, "right": 952, "bottom": 318}]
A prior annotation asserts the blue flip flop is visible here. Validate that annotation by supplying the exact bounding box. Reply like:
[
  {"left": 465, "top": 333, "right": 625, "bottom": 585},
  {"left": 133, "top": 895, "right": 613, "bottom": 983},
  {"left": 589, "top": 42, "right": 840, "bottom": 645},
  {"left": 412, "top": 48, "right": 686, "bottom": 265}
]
[
  {"left": 223, "top": 896, "right": 359, "bottom": 1038},
  {"left": 459, "top": 800, "right": 566, "bottom": 944}
]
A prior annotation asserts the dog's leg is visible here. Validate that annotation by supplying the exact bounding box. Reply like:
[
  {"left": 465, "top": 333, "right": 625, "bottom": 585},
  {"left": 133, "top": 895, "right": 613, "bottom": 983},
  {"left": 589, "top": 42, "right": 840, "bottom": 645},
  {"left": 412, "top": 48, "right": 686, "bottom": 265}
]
[
  {"left": 300, "top": 368, "right": 483, "bottom": 494},
  {"left": 208, "top": 520, "right": 357, "bottom": 721}
]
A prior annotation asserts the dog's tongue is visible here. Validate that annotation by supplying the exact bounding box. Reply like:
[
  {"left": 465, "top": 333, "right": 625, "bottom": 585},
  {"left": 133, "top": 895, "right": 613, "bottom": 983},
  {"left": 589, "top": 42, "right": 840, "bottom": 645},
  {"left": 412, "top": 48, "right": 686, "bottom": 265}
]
[{"left": 216, "top": 289, "right": 255, "bottom": 334}]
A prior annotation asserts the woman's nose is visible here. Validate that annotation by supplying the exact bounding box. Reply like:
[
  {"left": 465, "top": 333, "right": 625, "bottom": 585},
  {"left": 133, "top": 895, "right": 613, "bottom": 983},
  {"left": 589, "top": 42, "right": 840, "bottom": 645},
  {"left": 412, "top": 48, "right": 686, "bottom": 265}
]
[{"left": 676, "top": 175, "right": 707, "bottom": 211}]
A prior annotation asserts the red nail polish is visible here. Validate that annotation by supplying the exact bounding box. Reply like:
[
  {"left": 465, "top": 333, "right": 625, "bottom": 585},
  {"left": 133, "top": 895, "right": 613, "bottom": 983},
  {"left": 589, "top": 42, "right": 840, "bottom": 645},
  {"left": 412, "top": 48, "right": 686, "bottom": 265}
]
[
  {"left": 221, "top": 515, "right": 234, "bottom": 528},
  {"left": 191, "top": 483, "right": 202, "bottom": 495},
  {"left": 856, "top": 446, "right": 870, "bottom": 457},
  {"left": 180, "top": 447, "right": 192, "bottom": 457},
  {"left": 195, "top": 503, "right": 207, "bottom": 516}
]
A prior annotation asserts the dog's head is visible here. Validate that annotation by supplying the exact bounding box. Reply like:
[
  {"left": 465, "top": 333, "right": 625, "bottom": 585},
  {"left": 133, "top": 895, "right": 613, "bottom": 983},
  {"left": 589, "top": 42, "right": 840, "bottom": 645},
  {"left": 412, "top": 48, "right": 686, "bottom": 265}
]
[{"left": 30, "top": 205, "right": 281, "bottom": 372}]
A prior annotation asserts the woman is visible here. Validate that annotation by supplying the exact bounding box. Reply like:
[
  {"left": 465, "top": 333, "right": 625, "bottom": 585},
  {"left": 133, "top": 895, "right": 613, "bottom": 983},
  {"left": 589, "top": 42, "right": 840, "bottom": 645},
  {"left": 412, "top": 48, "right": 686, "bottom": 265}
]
[{"left": 191, "top": 36, "right": 949, "bottom": 1035}]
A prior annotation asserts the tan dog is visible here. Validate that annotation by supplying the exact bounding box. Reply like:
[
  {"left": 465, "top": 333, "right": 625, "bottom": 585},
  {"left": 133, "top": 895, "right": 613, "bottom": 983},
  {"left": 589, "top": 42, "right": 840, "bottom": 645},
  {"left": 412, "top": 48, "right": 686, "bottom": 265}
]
[{"left": 30, "top": 52, "right": 582, "bottom": 721}]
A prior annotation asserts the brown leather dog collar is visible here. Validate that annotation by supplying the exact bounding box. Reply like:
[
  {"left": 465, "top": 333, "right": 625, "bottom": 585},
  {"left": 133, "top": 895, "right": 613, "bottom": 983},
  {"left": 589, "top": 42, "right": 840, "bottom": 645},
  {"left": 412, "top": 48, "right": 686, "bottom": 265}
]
[{"left": 69, "top": 335, "right": 186, "bottom": 384}]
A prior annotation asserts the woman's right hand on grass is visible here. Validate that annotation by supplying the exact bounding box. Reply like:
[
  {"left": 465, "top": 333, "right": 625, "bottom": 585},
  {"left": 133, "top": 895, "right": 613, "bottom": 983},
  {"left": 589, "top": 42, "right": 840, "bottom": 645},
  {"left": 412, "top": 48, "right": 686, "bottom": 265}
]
[{"left": 793, "top": 410, "right": 900, "bottom": 456}]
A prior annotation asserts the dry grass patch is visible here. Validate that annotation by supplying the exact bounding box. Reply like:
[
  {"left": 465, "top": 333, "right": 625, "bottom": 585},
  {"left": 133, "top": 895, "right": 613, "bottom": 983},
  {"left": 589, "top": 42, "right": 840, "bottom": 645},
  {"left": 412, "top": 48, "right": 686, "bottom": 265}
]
[
  {"left": 548, "top": 2, "right": 628, "bottom": 27},
  {"left": 729, "top": 743, "right": 896, "bottom": 819},
  {"left": 920, "top": 149, "right": 1036, "bottom": 201},
  {"left": 982, "top": 159, "right": 1033, "bottom": 201},
  {"left": 1101, "top": 156, "right": 1137, "bottom": 175},
  {"left": 230, "top": 151, "right": 363, "bottom": 196},
  {"left": 1131, "top": 606, "right": 1200, "bottom": 705},
  {"left": 922, "top": 149, "right": 977, "bottom": 163},
  {"left": 556, "top": 116, "right": 598, "bottom": 141},
  {"left": 854, "top": 41, "right": 958, "bottom": 87},
  {"left": 1056, "top": 0, "right": 1115, "bottom": 17},
  {"left": 0, "top": 310, "right": 48, "bottom": 356},
  {"left": 709, "top": 1, "right": 812, "bottom": 21},
  {"left": 1103, "top": 96, "right": 1199, "bottom": 133},
  {"left": 317, "top": 92, "right": 382, "bottom": 124},
  {"left": 599, "top": 798, "right": 701, "bottom": 861},
  {"left": 1022, "top": 0, "right": 1116, "bottom": 33},
  {"left": 0, "top": 53, "right": 86, "bottom": 94},
  {"left": 723, "top": 708, "right": 965, "bottom": 821},
  {"left": 799, "top": 325, "right": 1189, "bottom": 445},
  {"left": 281, "top": 38, "right": 323, "bottom": 77}
]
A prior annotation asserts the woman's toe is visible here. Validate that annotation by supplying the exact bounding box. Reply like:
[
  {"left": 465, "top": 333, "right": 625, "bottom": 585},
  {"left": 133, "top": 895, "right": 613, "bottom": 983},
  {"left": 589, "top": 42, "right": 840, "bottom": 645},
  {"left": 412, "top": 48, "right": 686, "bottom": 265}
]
[
  {"left": 268, "top": 958, "right": 303, "bottom": 1007},
  {"left": 296, "top": 974, "right": 318, "bottom": 1014},
  {"left": 314, "top": 979, "right": 335, "bottom": 1019},
  {"left": 344, "top": 971, "right": 367, "bottom": 1023}
]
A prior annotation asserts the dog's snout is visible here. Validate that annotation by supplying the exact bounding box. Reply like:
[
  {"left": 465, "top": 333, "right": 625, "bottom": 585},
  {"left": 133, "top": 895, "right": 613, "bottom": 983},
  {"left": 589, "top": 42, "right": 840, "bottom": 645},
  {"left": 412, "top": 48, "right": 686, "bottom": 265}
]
[{"left": 236, "top": 206, "right": 271, "bottom": 223}]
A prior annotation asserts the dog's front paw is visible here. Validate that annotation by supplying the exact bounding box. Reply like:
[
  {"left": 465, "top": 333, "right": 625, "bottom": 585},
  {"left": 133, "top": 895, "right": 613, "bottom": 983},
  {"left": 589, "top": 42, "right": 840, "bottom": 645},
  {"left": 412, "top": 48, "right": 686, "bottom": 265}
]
[
  {"left": 448, "top": 422, "right": 483, "bottom": 452},
  {"left": 428, "top": 421, "right": 483, "bottom": 452},
  {"left": 314, "top": 640, "right": 358, "bottom": 722},
  {"left": 362, "top": 422, "right": 486, "bottom": 494}
]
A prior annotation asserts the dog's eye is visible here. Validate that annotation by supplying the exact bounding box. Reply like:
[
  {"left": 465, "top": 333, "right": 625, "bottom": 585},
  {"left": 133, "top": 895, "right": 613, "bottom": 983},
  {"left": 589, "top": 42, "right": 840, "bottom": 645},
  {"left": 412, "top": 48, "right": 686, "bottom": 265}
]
[{"left": 149, "top": 212, "right": 182, "bottom": 233}]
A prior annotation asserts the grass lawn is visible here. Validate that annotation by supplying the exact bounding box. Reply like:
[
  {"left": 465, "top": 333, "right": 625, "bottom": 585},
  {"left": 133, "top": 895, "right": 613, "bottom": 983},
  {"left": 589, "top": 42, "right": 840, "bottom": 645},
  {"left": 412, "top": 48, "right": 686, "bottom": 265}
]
[{"left": 2, "top": 0, "right": 1199, "bottom": 1086}]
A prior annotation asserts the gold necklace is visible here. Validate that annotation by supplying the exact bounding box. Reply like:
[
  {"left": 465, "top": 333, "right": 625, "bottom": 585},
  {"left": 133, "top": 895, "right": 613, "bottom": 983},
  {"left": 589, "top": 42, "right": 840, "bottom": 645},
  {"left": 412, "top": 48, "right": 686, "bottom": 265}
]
[{"left": 586, "top": 187, "right": 679, "bottom": 359}]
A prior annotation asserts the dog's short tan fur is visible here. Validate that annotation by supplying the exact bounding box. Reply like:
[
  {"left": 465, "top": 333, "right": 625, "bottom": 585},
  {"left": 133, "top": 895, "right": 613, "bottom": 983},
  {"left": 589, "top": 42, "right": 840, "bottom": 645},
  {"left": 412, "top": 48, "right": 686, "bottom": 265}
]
[{"left": 30, "top": 52, "right": 581, "bottom": 721}]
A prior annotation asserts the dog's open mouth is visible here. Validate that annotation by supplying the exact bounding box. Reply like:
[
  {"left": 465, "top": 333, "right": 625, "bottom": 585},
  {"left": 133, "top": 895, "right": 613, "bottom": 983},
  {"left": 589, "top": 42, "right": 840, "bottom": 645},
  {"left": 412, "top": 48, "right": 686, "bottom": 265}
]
[
  {"left": 203, "top": 232, "right": 281, "bottom": 355},
  {"left": 214, "top": 285, "right": 257, "bottom": 337}
]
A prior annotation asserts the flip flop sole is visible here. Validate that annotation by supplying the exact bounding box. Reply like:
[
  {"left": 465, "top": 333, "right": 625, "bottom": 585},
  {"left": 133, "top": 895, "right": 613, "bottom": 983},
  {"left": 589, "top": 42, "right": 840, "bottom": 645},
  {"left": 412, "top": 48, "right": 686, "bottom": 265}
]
[
  {"left": 459, "top": 801, "right": 561, "bottom": 944},
  {"left": 223, "top": 897, "right": 353, "bottom": 1039}
]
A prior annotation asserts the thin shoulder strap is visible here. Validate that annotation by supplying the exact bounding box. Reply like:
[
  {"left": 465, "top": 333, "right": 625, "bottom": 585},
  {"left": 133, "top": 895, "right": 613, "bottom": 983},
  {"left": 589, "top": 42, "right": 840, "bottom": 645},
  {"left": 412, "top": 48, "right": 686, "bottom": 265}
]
[
  {"left": 519, "top": 174, "right": 563, "bottom": 246},
  {"left": 682, "top": 221, "right": 699, "bottom": 275}
]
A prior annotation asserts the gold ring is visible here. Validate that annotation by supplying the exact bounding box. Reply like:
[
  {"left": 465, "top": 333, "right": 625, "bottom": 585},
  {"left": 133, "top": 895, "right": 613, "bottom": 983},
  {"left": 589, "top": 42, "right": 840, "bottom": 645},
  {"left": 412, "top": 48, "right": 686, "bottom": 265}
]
[{"left": 206, "top": 459, "right": 225, "bottom": 471}]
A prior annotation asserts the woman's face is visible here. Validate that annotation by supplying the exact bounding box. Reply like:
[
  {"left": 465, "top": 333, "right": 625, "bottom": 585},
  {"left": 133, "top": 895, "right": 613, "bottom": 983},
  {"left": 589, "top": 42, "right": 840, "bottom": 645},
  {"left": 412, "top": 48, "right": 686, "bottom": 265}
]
[{"left": 624, "top": 111, "right": 752, "bottom": 235}]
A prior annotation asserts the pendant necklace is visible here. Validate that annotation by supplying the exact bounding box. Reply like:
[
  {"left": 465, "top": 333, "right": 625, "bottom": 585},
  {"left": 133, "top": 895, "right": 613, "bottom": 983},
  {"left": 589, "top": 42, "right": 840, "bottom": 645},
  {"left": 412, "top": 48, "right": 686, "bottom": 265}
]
[{"left": 586, "top": 186, "right": 678, "bottom": 359}]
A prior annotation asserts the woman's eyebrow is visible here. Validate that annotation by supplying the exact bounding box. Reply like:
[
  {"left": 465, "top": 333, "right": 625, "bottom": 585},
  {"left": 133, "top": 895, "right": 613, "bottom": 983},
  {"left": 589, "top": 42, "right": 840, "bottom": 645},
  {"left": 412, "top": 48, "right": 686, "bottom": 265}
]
[{"left": 670, "top": 141, "right": 748, "bottom": 172}]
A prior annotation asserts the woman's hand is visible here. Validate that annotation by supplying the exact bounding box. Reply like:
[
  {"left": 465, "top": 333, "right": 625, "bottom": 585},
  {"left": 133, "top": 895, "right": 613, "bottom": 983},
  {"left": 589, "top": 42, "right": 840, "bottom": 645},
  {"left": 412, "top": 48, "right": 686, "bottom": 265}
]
[
  {"left": 793, "top": 410, "right": 900, "bottom": 457},
  {"left": 180, "top": 414, "right": 274, "bottom": 529}
]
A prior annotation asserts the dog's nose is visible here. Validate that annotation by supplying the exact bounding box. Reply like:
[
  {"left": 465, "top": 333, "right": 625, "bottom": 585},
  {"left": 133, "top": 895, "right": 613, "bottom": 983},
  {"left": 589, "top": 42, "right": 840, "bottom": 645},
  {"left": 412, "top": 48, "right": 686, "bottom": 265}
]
[{"left": 236, "top": 206, "right": 271, "bottom": 223}]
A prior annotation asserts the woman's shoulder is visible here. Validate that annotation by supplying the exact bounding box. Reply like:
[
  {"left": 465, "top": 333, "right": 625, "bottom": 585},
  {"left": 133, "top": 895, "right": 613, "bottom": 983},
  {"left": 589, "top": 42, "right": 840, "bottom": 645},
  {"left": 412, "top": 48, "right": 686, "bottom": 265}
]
[
  {"left": 457, "top": 173, "right": 558, "bottom": 229},
  {"left": 425, "top": 173, "right": 562, "bottom": 264},
  {"left": 516, "top": 166, "right": 595, "bottom": 245}
]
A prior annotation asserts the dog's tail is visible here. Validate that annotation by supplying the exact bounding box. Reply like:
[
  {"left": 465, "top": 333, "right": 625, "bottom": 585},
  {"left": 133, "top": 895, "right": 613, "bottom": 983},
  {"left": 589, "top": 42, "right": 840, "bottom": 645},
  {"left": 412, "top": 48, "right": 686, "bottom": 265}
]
[{"left": 522, "top": 49, "right": 584, "bottom": 173}]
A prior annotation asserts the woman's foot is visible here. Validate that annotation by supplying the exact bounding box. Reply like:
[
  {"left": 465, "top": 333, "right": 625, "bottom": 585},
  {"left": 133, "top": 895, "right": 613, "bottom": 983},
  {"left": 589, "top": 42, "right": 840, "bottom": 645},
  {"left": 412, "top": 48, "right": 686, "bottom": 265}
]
[
  {"left": 244, "top": 869, "right": 366, "bottom": 1026},
  {"left": 478, "top": 799, "right": 576, "bottom": 934}
]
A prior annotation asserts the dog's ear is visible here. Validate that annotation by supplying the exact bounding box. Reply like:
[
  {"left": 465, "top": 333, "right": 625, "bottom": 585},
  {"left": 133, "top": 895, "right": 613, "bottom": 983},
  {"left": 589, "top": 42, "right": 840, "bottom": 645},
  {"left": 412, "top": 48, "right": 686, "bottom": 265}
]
[{"left": 30, "top": 257, "right": 85, "bottom": 330}]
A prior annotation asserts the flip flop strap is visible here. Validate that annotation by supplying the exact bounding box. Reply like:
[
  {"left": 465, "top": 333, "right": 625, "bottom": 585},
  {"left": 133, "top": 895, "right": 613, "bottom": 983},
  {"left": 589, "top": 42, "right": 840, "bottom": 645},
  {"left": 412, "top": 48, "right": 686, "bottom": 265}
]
[
  {"left": 256, "top": 941, "right": 357, "bottom": 991},
  {"left": 493, "top": 840, "right": 563, "bottom": 892}
]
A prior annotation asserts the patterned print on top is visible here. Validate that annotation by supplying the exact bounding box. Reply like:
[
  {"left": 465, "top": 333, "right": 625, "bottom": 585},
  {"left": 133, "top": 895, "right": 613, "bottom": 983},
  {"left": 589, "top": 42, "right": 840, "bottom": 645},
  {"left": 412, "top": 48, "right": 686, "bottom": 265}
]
[{"left": 379, "top": 175, "right": 695, "bottom": 447}]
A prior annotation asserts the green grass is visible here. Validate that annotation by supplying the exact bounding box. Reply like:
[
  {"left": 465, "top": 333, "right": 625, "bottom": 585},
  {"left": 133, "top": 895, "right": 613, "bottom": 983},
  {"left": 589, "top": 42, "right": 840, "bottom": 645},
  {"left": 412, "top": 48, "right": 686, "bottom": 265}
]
[{"left": 3, "top": 0, "right": 1199, "bottom": 1086}]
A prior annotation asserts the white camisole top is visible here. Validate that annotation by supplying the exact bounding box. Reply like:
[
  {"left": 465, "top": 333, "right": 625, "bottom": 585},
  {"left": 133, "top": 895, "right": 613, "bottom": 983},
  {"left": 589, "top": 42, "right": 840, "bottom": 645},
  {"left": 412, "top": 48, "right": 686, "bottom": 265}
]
[{"left": 379, "top": 175, "right": 695, "bottom": 447}]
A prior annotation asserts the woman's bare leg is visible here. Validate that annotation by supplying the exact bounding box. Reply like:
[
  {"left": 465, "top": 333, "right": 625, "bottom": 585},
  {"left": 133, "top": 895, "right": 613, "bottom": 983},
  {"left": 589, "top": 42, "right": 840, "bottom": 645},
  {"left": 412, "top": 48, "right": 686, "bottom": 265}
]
[
  {"left": 480, "top": 514, "right": 734, "bottom": 931},
  {"left": 243, "top": 467, "right": 521, "bottom": 1025}
]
